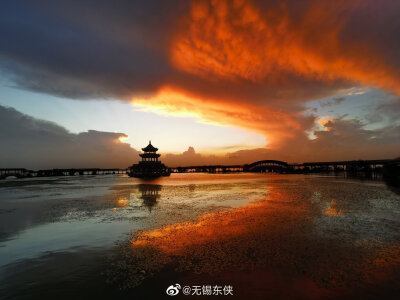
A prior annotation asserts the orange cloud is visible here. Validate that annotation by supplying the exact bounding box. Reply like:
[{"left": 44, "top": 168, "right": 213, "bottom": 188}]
[
  {"left": 316, "top": 117, "right": 335, "bottom": 131},
  {"left": 171, "top": 0, "right": 400, "bottom": 94},
  {"left": 126, "top": 0, "right": 400, "bottom": 149},
  {"left": 131, "top": 86, "right": 302, "bottom": 147}
]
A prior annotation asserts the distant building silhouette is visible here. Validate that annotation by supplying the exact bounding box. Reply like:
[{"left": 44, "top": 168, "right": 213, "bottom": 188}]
[{"left": 128, "top": 141, "right": 170, "bottom": 178}]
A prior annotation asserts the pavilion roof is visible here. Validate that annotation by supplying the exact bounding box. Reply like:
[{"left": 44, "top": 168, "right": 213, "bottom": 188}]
[{"left": 142, "top": 141, "right": 158, "bottom": 152}]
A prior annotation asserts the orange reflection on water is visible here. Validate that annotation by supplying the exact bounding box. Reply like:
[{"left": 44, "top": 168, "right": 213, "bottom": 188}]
[
  {"left": 325, "top": 200, "right": 343, "bottom": 216},
  {"left": 373, "top": 245, "right": 400, "bottom": 267},
  {"left": 110, "top": 177, "right": 400, "bottom": 295},
  {"left": 131, "top": 186, "right": 306, "bottom": 254},
  {"left": 117, "top": 199, "right": 130, "bottom": 207}
]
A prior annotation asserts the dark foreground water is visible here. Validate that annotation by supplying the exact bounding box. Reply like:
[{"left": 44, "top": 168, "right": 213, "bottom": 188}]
[{"left": 0, "top": 173, "right": 399, "bottom": 299}]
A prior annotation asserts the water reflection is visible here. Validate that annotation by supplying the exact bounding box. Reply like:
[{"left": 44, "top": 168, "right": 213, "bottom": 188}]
[
  {"left": 130, "top": 184, "right": 305, "bottom": 254},
  {"left": 1, "top": 175, "right": 264, "bottom": 271},
  {"left": 107, "top": 175, "right": 400, "bottom": 295},
  {"left": 1, "top": 174, "right": 400, "bottom": 299},
  {"left": 340, "top": 171, "right": 400, "bottom": 196},
  {"left": 325, "top": 199, "right": 343, "bottom": 216},
  {"left": 111, "top": 184, "right": 162, "bottom": 213},
  {"left": 138, "top": 184, "right": 161, "bottom": 212},
  {"left": 383, "top": 173, "right": 400, "bottom": 196},
  {"left": 117, "top": 199, "right": 130, "bottom": 207}
]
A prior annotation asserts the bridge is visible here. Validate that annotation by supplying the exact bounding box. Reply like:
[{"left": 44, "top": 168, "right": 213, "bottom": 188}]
[
  {"left": 1, "top": 159, "right": 399, "bottom": 180},
  {"left": 170, "top": 159, "right": 399, "bottom": 174},
  {"left": 170, "top": 165, "right": 244, "bottom": 173},
  {"left": 295, "top": 159, "right": 398, "bottom": 173},
  {"left": 0, "top": 168, "right": 127, "bottom": 179},
  {"left": 244, "top": 160, "right": 289, "bottom": 172},
  {"left": 0, "top": 168, "right": 30, "bottom": 179},
  {"left": 35, "top": 168, "right": 127, "bottom": 177}
]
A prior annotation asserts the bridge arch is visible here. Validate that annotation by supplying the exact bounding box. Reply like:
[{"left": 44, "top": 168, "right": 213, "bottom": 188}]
[{"left": 244, "top": 160, "right": 289, "bottom": 173}]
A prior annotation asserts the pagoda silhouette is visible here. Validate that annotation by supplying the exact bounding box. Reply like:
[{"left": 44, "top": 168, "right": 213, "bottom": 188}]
[{"left": 128, "top": 141, "right": 171, "bottom": 178}]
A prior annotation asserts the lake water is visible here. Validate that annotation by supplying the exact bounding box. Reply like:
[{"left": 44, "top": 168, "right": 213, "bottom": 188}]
[{"left": 0, "top": 173, "right": 399, "bottom": 299}]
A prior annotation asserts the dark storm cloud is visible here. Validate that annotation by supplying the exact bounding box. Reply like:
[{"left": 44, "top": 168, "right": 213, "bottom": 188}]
[
  {"left": 0, "top": 105, "right": 139, "bottom": 169},
  {"left": 0, "top": 0, "right": 188, "bottom": 99}
]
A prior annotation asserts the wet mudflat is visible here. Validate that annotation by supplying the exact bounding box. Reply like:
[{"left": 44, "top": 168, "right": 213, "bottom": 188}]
[{"left": 0, "top": 173, "right": 399, "bottom": 299}]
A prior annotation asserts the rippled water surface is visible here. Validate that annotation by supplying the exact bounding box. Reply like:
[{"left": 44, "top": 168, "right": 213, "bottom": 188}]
[{"left": 0, "top": 173, "right": 399, "bottom": 299}]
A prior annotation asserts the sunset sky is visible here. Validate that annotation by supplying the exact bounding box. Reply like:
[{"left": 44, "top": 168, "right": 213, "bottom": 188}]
[{"left": 1, "top": 0, "right": 400, "bottom": 168}]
